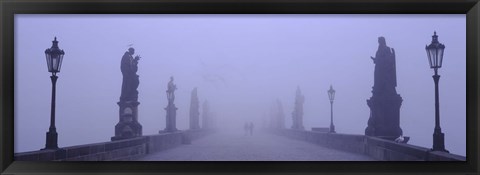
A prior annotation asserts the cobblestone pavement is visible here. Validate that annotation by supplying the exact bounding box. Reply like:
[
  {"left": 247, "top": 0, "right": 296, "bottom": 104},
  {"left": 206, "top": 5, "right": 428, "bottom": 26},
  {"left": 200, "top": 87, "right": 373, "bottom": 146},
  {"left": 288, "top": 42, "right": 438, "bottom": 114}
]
[{"left": 137, "top": 130, "right": 375, "bottom": 161}]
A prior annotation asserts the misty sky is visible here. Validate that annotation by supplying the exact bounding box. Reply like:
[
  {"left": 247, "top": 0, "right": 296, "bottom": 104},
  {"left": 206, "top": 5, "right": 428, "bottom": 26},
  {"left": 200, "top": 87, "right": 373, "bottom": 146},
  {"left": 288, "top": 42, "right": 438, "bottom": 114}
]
[{"left": 14, "top": 14, "right": 466, "bottom": 157}]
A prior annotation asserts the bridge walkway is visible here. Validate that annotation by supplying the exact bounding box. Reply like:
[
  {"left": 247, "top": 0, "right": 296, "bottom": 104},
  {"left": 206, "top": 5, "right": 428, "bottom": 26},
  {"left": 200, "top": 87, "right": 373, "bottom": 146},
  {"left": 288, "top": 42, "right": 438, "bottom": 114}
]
[{"left": 137, "top": 129, "right": 374, "bottom": 161}]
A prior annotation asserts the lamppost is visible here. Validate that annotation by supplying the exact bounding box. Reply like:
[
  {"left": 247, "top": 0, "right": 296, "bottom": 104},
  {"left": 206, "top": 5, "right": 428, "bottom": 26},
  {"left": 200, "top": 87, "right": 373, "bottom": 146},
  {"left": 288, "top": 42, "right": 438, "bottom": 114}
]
[
  {"left": 43, "top": 37, "right": 65, "bottom": 150},
  {"left": 327, "top": 85, "right": 336, "bottom": 133},
  {"left": 425, "top": 31, "right": 448, "bottom": 152}
]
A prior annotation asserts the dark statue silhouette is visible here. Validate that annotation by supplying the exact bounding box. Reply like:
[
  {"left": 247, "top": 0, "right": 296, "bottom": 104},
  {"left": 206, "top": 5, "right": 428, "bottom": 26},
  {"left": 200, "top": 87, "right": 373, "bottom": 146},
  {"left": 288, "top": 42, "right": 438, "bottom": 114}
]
[
  {"left": 370, "top": 37, "right": 397, "bottom": 95},
  {"left": 365, "top": 37, "right": 406, "bottom": 142},
  {"left": 112, "top": 47, "right": 142, "bottom": 141},
  {"left": 120, "top": 47, "right": 140, "bottom": 101}
]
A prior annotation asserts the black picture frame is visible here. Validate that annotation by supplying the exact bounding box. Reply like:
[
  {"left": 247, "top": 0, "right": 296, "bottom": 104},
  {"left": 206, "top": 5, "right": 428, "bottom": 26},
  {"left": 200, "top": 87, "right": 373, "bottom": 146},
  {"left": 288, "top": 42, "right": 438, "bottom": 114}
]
[{"left": 1, "top": 0, "right": 479, "bottom": 174}]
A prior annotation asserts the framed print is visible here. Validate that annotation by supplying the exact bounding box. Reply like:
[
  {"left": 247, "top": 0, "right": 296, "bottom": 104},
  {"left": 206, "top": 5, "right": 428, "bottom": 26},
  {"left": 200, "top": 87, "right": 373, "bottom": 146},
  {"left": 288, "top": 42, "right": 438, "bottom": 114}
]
[{"left": 1, "top": 0, "right": 479, "bottom": 174}]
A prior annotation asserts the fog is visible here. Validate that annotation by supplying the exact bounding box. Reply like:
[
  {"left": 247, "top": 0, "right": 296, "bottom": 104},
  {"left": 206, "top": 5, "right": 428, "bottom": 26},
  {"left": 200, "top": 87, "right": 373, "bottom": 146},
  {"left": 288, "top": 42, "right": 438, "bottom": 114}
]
[{"left": 14, "top": 14, "right": 466, "bottom": 157}]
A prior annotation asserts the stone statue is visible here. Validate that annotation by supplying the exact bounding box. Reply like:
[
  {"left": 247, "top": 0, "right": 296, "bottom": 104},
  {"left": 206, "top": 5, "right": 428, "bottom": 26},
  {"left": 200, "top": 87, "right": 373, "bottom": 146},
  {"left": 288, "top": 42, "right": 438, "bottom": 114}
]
[
  {"left": 295, "top": 87, "right": 305, "bottom": 109},
  {"left": 365, "top": 37, "right": 404, "bottom": 141},
  {"left": 120, "top": 47, "right": 140, "bottom": 101},
  {"left": 163, "top": 76, "right": 178, "bottom": 132},
  {"left": 370, "top": 37, "right": 397, "bottom": 94},
  {"left": 163, "top": 102, "right": 178, "bottom": 132},
  {"left": 166, "top": 76, "right": 177, "bottom": 104},
  {"left": 113, "top": 47, "right": 142, "bottom": 141}
]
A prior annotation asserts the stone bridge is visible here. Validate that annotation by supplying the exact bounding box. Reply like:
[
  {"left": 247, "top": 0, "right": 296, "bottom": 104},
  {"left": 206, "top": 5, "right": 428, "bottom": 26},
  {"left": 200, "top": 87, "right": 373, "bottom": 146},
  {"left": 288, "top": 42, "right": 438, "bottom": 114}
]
[{"left": 14, "top": 128, "right": 465, "bottom": 161}]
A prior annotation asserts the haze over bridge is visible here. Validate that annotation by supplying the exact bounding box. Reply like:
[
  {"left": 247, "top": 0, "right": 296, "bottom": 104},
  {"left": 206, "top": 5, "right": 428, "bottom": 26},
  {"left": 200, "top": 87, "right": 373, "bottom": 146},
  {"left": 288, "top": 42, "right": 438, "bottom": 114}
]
[
  {"left": 137, "top": 129, "right": 374, "bottom": 161},
  {"left": 15, "top": 126, "right": 465, "bottom": 161}
]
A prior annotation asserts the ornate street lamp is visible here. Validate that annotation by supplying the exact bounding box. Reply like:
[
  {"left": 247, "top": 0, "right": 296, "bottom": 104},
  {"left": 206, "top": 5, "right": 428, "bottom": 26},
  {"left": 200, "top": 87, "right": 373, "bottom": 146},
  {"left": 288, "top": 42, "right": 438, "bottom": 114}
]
[
  {"left": 327, "top": 85, "right": 336, "bottom": 133},
  {"left": 43, "top": 37, "right": 65, "bottom": 150},
  {"left": 425, "top": 31, "right": 448, "bottom": 152}
]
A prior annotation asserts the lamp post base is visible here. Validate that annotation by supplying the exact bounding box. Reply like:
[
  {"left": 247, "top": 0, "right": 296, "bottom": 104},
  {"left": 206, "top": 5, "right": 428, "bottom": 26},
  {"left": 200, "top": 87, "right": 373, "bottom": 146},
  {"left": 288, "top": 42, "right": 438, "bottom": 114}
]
[
  {"left": 43, "top": 129, "right": 58, "bottom": 150},
  {"left": 432, "top": 131, "right": 449, "bottom": 152},
  {"left": 329, "top": 124, "right": 336, "bottom": 133}
]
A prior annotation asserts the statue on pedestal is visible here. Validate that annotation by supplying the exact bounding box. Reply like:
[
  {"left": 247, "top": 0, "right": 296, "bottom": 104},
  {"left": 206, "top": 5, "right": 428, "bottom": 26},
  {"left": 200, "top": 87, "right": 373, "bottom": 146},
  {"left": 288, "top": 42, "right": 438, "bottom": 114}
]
[
  {"left": 112, "top": 47, "right": 142, "bottom": 141},
  {"left": 365, "top": 37, "right": 406, "bottom": 142},
  {"left": 164, "top": 76, "right": 178, "bottom": 132}
]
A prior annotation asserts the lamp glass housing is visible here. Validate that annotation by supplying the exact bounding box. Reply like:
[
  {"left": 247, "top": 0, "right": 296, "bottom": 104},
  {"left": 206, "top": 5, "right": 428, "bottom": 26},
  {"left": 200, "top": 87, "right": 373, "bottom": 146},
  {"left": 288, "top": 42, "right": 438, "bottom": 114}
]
[
  {"left": 45, "top": 37, "right": 65, "bottom": 73},
  {"left": 328, "top": 86, "right": 335, "bottom": 102},
  {"left": 425, "top": 32, "right": 445, "bottom": 69}
]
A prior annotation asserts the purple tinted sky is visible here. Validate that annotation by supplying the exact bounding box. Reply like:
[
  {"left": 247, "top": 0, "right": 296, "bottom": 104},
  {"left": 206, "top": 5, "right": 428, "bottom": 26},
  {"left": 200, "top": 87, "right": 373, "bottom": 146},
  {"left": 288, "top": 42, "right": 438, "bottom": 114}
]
[{"left": 14, "top": 14, "right": 466, "bottom": 157}]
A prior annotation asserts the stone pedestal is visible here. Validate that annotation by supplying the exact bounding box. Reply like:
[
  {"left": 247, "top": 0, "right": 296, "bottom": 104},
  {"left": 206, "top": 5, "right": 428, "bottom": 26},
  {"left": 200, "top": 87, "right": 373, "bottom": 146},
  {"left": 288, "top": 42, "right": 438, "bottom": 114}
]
[
  {"left": 365, "top": 37, "right": 405, "bottom": 140},
  {"left": 296, "top": 113, "right": 304, "bottom": 130},
  {"left": 291, "top": 112, "right": 305, "bottom": 130},
  {"left": 365, "top": 93, "right": 403, "bottom": 138},
  {"left": 190, "top": 115, "right": 200, "bottom": 130},
  {"left": 112, "top": 101, "right": 142, "bottom": 141},
  {"left": 163, "top": 103, "right": 178, "bottom": 132}
]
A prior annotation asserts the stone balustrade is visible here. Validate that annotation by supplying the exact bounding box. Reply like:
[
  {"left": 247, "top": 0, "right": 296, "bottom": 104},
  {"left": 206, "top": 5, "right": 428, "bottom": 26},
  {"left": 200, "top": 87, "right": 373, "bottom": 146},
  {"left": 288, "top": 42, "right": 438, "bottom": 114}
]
[
  {"left": 14, "top": 129, "right": 212, "bottom": 161},
  {"left": 269, "top": 128, "right": 466, "bottom": 161}
]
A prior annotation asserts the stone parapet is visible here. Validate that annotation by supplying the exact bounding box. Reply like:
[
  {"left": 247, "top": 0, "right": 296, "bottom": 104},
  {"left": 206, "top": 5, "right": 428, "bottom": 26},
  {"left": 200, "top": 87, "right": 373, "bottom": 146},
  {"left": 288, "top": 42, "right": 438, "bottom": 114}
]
[
  {"left": 269, "top": 128, "right": 465, "bottom": 161},
  {"left": 15, "top": 129, "right": 212, "bottom": 161}
]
